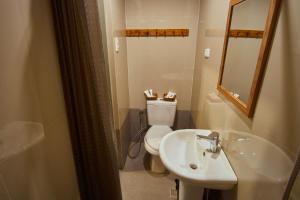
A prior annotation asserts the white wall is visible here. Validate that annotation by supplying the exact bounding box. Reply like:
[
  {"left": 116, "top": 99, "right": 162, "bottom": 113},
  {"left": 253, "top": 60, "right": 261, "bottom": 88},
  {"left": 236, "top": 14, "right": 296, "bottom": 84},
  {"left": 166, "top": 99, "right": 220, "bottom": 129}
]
[{"left": 126, "top": 0, "right": 200, "bottom": 110}]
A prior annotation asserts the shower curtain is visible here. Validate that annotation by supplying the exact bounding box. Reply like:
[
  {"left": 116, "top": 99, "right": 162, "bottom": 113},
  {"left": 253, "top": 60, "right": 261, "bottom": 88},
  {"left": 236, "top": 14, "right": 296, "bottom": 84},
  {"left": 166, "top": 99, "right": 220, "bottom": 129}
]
[{"left": 51, "top": 0, "right": 122, "bottom": 199}]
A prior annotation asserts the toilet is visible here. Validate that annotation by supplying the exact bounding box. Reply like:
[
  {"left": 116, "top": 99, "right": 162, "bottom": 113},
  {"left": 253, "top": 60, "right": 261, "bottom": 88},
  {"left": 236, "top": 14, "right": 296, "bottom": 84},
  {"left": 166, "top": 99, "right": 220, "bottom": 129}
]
[{"left": 144, "top": 99, "right": 177, "bottom": 173}]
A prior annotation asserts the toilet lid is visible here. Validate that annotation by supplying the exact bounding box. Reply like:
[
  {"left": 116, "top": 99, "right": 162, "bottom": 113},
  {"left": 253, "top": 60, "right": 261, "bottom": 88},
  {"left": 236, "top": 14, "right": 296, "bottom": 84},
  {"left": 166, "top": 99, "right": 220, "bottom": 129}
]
[{"left": 145, "top": 125, "right": 172, "bottom": 152}]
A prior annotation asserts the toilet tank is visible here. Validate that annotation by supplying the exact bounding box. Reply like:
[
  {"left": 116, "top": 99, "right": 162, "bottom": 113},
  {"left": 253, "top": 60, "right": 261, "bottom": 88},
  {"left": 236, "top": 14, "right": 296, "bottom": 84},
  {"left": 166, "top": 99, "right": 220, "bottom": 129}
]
[{"left": 147, "top": 99, "right": 177, "bottom": 126}]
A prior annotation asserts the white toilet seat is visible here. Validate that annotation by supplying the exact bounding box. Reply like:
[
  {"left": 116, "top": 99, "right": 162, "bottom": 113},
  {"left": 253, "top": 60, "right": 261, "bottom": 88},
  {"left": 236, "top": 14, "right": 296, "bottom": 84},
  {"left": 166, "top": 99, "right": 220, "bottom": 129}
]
[{"left": 144, "top": 125, "right": 172, "bottom": 155}]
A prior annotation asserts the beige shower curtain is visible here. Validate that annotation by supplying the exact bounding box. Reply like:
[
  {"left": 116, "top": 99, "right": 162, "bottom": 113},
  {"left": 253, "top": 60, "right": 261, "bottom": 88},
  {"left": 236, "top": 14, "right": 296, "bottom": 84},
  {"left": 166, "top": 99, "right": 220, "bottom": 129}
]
[{"left": 51, "top": 0, "right": 122, "bottom": 199}]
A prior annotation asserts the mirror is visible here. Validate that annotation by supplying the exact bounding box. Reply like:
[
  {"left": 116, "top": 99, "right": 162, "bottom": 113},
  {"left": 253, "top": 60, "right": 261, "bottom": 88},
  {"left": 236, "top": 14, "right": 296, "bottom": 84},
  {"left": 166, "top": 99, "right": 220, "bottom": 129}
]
[
  {"left": 231, "top": 0, "right": 271, "bottom": 30},
  {"left": 217, "top": 0, "right": 281, "bottom": 117},
  {"left": 222, "top": 37, "right": 261, "bottom": 103}
]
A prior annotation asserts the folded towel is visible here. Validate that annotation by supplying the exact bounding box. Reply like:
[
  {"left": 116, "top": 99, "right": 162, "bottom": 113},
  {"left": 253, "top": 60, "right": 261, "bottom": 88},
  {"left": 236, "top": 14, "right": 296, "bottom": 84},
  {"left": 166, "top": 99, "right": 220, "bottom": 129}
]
[
  {"left": 165, "top": 91, "right": 176, "bottom": 98},
  {"left": 144, "top": 89, "right": 154, "bottom": 97}
]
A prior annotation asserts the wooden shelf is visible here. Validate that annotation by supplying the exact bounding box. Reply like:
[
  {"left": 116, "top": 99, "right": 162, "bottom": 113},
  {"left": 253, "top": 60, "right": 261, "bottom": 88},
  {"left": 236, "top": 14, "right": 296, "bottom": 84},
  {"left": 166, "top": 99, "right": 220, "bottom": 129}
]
[
  {"left": 229, "top": 29, "right": 264, "bottom": 38},
  {"left": 126, "top": 29, "right": 189, "bottom": 37}
]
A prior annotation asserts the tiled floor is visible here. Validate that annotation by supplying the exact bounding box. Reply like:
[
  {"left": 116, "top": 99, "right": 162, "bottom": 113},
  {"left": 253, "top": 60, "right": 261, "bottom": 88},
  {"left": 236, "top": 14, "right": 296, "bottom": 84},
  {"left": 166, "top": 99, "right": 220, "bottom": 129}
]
[{"left": 119, "top": 142, "right": 176, "bottom": 200}]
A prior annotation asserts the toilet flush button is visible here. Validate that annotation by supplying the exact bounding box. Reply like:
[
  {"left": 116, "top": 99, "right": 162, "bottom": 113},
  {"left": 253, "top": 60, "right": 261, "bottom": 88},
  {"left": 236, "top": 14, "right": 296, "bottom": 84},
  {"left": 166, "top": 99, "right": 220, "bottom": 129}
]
[{"left": 204, "top": 48, "right": 211, "bottom": 59}]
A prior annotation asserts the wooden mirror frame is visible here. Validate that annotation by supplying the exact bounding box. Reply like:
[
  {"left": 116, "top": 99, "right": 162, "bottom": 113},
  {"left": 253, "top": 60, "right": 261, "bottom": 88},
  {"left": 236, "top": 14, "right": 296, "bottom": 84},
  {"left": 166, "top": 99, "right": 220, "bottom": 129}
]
[{"left": 217, "top": 0, "right": 281, "bottom": 117}]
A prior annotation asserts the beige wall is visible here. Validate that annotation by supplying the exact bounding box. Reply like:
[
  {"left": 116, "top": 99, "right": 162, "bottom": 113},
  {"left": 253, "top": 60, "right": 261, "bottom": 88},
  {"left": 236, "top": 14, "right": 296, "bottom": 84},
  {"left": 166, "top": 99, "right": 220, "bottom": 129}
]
[
  {"left": 101, "top": 0, "right": 129, "bottom": 129},
  {"left": 191, "top": 0, "right": 228, "bottom": 126},
  {"left": 99, "top": 0, "right": 130, "bottom": 166},
  {"left": 191, "top": 0, "right": 300, "bottom": 199},
  {"left": 126, "top": 0, "right": 200, "bottom": 110},
  {"left": 0, "top": 0, "right": 79, "bottom": 199}
]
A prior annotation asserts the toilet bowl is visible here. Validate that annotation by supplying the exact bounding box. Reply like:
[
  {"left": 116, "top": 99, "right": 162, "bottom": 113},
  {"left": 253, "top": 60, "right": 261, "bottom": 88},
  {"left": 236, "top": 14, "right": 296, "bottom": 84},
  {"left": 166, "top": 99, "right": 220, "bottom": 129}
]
[
  {"left": 144, "top": 99, "right": 177, "bottom": 173},
  {"left": 144, "top": 125, "right": 173, "bottom": 173},
  {"left": 145, "top": 125, "right": 172, "bottom": 155}
]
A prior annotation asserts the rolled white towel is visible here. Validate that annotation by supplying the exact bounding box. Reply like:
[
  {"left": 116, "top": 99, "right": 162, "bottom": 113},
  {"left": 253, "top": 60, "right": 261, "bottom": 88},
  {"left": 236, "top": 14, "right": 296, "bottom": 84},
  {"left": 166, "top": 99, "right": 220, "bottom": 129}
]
[
  {"left": 165, "top": 91, "right": 176, "bottom": 98},
  {"left": 144, "top": 89, "right": 154, "bottom": 97}
]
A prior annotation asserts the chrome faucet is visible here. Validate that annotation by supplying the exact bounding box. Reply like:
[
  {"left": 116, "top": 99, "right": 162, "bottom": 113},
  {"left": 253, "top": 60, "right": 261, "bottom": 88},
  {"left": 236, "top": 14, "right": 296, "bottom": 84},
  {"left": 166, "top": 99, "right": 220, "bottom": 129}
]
[{"left": 196, "top": 131, "right": 220, "bottom": 153}]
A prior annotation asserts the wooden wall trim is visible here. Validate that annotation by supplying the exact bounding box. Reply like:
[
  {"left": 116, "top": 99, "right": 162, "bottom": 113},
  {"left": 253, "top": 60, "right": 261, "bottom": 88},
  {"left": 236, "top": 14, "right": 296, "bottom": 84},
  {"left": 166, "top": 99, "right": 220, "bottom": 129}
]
[
  {"left": 126, "top": 29, "right": 189, "bottom": 37},
  {"left": 229, "top": 29, "right": 264, "bottom": 38}
]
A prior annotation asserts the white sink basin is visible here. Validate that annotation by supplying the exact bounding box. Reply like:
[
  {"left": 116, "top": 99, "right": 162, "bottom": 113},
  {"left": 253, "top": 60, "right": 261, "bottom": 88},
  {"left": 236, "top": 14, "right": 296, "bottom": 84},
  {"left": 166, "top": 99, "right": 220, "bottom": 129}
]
[
  {"left": 222, "top": 130, "right": 293, "bottom": 200},
  {"left": 159, "top": 129, "right": 237, "bottom": 190}
]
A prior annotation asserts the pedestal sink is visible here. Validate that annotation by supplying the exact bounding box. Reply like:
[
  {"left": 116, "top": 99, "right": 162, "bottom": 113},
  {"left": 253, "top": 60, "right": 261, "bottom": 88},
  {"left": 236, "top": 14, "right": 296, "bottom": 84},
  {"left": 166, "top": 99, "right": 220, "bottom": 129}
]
[{"left": 159, "top": 129, "right": 237, "bottom": 200}]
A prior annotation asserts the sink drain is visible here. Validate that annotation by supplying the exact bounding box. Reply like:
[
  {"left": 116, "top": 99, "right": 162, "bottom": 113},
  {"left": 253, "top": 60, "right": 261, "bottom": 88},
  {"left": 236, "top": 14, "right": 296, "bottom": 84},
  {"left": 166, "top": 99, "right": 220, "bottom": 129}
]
[{"left": 189, "top": 163, "right": 198, "bottom": 170}]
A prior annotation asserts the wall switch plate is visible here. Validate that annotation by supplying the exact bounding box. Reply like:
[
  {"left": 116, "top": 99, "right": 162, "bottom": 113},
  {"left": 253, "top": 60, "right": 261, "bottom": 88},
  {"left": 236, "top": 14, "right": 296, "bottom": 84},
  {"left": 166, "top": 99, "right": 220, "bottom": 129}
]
[
  {"left": 114, "top": 37, "right": 120, "bottom": 53},
  {"left": 204, "top": 48, "right": 211, "bottom": 58}
]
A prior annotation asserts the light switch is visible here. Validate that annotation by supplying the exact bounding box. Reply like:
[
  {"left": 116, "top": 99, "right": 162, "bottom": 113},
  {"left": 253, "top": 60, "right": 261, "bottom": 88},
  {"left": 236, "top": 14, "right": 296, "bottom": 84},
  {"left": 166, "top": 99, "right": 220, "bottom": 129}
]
[
  {"left": 204, "top": 48, "right": 211, "bottom": 58},
  {"left": 114, "top": 37, "right": 120, "bottom": 53}
]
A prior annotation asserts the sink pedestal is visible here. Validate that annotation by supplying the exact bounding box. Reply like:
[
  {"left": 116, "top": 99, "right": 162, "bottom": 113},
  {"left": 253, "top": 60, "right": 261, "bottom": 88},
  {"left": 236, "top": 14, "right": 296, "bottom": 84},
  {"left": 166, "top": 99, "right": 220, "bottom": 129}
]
[
  {"left": 179, "top": 181, "right": 204, "bottom": 200},
  {"left": 150, "top": 155, "right": 167, "bottom": 173}
]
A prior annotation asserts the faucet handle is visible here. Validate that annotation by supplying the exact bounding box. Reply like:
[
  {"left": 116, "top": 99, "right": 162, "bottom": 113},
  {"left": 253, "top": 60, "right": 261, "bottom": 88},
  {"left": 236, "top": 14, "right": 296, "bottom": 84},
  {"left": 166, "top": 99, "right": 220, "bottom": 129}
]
[
  {"left": 209, "top": 131, "right": 219, "bottom": 137},
  {"left": 196, "top": 131, "right": 220, "bottom": 153},
  {"left": 209, "top": 131, "right": 220, "bottom": 142}
]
